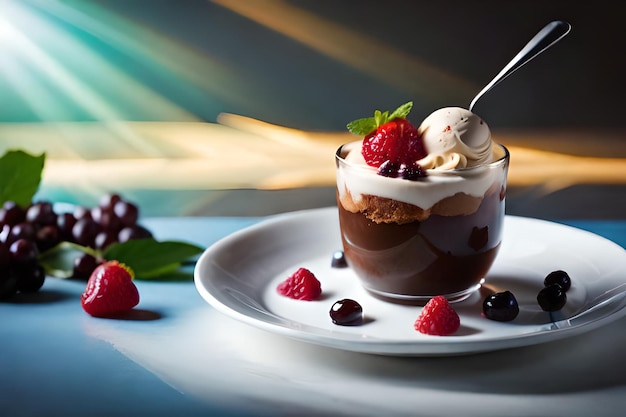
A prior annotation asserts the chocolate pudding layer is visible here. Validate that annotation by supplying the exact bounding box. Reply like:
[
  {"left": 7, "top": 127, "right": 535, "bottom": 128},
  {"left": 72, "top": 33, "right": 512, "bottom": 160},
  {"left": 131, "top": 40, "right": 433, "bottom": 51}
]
[{"left": 337, "top": 186, "right": 504, "bottom": 303}]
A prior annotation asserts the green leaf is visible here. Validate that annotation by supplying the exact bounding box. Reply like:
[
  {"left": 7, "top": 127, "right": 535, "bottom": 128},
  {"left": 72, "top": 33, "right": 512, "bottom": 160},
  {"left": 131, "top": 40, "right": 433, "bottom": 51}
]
[
  {"left": 38, "top": 242, "right": 96, "bottom": 279},
  {"left": 346, "top": 117, "right": 378, "bottom": 135},
  {"left": 103, "top": 238, "right": 204, "bottom": 279},
  {"left": 0, "top": 150, "right": 45, "bottom": 207},
  {"left": 346, "top": 101, "right": 413, "bottom": 136},
  {"left": 389, "top": 101, "right": 413, "bottom": 120}
]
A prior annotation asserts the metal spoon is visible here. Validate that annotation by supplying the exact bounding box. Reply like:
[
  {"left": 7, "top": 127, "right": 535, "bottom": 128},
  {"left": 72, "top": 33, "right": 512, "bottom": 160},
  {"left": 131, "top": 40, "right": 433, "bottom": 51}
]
[
  {"left": 469, "top": 20, "right": 572, "bottom": 112},
  {"left": 546, "top": 284, "right": 626, "bottom": 331}
]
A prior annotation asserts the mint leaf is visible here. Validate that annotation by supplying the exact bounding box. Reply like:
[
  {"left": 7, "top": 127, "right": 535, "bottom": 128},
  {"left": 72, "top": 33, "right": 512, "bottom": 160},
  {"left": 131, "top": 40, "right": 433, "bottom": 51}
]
[
  {"left": 346, "top": 117, "right": 378, "bottom": 135},
  {"left": 389, "top": 101, "right": 413, "bottom": 120},
  {"left": 346, "top": 102, "right": 413, "bottom": 136},
  {"left": 0, "top": 150, "right": 45, "bottom": 207},
  {"left": 103, "top": 238, "right": 204, "bottom": 279}
]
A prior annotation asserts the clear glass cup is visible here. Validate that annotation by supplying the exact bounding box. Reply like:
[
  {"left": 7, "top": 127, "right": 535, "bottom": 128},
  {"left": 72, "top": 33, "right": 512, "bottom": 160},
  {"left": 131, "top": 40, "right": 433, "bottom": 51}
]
[{"left": 335, "top": 142, "right": 510, "bottom": 304}]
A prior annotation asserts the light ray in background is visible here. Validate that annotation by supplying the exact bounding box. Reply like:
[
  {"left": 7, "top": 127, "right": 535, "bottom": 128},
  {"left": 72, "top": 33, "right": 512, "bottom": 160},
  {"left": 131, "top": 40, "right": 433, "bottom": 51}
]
[
  {"left": 211, "top": 0, "right": 479, "bottom": 105},
  {"left": 0, "top": 0, "right": 623, "bottom": 218}
]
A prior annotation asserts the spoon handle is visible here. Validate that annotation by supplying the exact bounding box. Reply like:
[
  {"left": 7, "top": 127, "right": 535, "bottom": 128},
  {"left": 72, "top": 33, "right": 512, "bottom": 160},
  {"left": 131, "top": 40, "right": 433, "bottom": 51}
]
[{"left": 469, "top": 20, "right": 572, "bottom": 112}]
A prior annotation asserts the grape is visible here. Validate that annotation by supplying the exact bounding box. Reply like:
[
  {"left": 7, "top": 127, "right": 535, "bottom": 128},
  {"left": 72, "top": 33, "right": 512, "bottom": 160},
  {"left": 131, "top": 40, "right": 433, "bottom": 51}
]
[
  {"left": 91, "top": 206, "right": 121, "bottom": 232},
  {"left": 26, "top": 201, "right": 56, "bottom": 226},
  {"left": 94, "top": 230, "right": 117, "bottom": 250},
  {"left": 0, "top": 268, "right": 18, "bottom": 299},
  {"left": 56, "top": 213, "right": 77, "bottom": 241},
  {"left": 36, "top": 224, "right": 61, "bottom": 252},
  {"left": 73, "top": 206, "right": 92, "bottom": 221},
  {"left": 0, "top": 193, "right": 153, "bottom": 300},
  {"left": 0, "top": 201, "right": 25, "bottom": 226},
  {"left": 7, "top": 222, "right": 36, "bottom": 244},
  {"left": 73, "top": 253, "right": 99, "bottom": 280},
  {"left": 0, "top": 242, "right": 11, "bottom": 269},
  {"left": 113, "top": 200, "right": 138, "bottom": 226},
  {"left": 99, "top": 193, "right": 122, "bottom": 209},
  {"left": 72, "top": 218, "right": 101, "bottom": 247},
  {"left": 9, "top": 239, "right": 39, "bottom": 263},
  {"left": 15, "top": 262, "right": 45, "bottom": 293},
  {"left": 118, "top": 225, "right": 152, "bottom": 243}
]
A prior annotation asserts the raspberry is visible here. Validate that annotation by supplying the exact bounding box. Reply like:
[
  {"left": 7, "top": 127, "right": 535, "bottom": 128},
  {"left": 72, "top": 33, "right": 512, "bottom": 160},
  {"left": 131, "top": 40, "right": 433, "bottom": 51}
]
[
  {"left": 276, "top": 267, "right": 322, "bottom": 301},
  {"left": 81, "top": 260, "right": 140, "bottom": 317},
  {"left": 414, "top": 296, "right": 460, "bottom": 336}
]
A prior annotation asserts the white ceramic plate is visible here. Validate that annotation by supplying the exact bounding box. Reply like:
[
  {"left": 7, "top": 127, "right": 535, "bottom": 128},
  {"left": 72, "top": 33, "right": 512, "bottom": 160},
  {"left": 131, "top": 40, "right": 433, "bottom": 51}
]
[{"left": 194, "top": 207, "right": 626, "bottom": 356}]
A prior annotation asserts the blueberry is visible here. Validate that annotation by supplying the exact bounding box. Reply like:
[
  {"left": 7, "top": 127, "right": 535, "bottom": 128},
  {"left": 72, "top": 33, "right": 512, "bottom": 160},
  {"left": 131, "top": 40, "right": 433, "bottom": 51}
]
[
  {"left": 399, "top": 162, "right": 427, "bottom": 180},
  {"left": 377, "top": 160, "right": 401, "bottom": 178},
  {"left": 537, "top": 284, "right": 567, "bottom": 312},
  {"left": 544, "top": 270, "right": 571, "bottom": 292},
  {"left": 482, "top": 291, "right": 519, "bottom": 322},
  {"left": 331, "top": 250, "right": 348, "bottom": 268}
]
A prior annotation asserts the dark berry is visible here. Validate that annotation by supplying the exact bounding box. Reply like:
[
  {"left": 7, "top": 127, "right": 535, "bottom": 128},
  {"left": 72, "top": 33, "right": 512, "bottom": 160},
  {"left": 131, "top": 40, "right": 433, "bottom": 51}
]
[
  {"left": 399, "top": 162, "right": 427, "bottom": 180},
  {"left": 91, "top": 206, "right": 122, "bottom": 232},
  {"left": 99, "top": 193, "right": 122, "bottom": 209},
  {"left": 72, "top": 218, "right": 101, "bottom": 247},
  {"left": 117, "top": 225, "right": 152, "bottom": 243},
  {"left": 0, "top": 201, "right": 25, "bottom": 226},
  {"left": 9, "top": 239, "right": 39, "bottom": 263},
  {"left": 56, "top": 212, "right": 77, "bottom": 240},
  {"left": 331, "top": 250, "right": 348, "bottom": 268},
  {"left": 113, "top": 200, "right": 138, "bottom": 226},
  {"left": 94, "top": 230, "right": 117, "bottom": 250},
  {"left": 482, "top": 291, "right": 519, "bottom": 322},
  {"left": 377, "top": 160, "right": 401, "bottom": 177},
  {"left": 544, "top": 270, "right": 571, "bottom": 292},
  {"left": 36, "top": 224, "right": 61, "bottom": 252},
  {"left": 537, "top": 284, "right": 567, "bottom": 312},
  {"left": 26, "top": 202, "right": 56, "bottom": 226},
  {"left": 0, "top": 268, "right": 18, "bottom": 299},
  {"left": 0, "top": 224, "right": 10, "bottom": 243},
  {"left": 15, "top": 262, "right": 46, "bottom": 293},
  {"left": 72, "top": 253, "right": 99, "bottom": 280},
  {"left": 330, "top": 299, "right": 363, "bottom": 325},
  {"left": 73, "top": 206, "right": 92, "bottom": 221},
  {"left": 6, "top": 222, "right": 36, "bottom": 244},
  {"left": 0, "top": 243, "right": 10, "bottom": 269}
]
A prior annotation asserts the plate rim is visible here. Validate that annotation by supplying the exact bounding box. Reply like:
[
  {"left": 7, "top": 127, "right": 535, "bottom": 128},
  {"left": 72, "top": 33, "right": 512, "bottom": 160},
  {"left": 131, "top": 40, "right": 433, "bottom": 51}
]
[{"left": 194, "top": 207, "right": 626, "bottom": 356}]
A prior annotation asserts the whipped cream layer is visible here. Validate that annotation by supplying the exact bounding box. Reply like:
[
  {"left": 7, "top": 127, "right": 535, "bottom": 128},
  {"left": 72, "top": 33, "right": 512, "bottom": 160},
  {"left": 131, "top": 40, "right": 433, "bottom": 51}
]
[{"left": 336, "top": 140, "right": 507, "bottom": 211}]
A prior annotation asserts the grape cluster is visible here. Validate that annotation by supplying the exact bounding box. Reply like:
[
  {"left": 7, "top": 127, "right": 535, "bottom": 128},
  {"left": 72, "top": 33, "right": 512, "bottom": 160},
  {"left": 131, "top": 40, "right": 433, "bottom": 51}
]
[{"left": 0, "top": 194, "right": 152, "bottom": 299}]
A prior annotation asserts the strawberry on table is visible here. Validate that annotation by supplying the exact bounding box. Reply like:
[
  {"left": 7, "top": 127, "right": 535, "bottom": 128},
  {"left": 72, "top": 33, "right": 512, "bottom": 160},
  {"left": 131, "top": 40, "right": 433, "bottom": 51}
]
[{"left": 81, "top": 260, "right": 140, "bottom": 317}]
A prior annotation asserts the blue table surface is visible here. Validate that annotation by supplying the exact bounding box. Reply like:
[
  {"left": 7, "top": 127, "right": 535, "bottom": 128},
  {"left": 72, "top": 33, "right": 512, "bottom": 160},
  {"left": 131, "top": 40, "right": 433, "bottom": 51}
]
[{"left": 1, "top": 213, "right": 624, "bottom": 417}]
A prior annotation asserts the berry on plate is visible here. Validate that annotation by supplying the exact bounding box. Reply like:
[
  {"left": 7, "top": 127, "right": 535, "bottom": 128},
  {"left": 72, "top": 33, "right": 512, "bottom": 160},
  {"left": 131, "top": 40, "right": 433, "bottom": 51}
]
[
  {"left": 482, "top": 290, "right": 519, "bottom": 322},
  {"left": 276, "top": 267, "right": 322, "bottom": 301},
  {"left": 81, "top": 260, "right": 140, "bottom": 317},
  {"left": 346, "top": 101, "right": 427, "bottom": 169},
  {"left": 414, "top": 295, "right": 460, "bottom": 336}
]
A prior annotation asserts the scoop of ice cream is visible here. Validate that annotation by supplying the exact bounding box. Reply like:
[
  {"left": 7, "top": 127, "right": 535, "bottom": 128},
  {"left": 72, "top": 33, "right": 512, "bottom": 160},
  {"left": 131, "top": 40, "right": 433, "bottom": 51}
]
[{"left": 416, "top": 107, "right": 493, "bottom": 169}]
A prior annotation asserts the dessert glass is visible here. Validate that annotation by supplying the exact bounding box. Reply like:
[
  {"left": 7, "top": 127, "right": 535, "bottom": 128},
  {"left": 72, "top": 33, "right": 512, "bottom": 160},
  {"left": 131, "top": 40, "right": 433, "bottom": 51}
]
[{"left": 335, "top": 143, "right": 510, "bottom": 304}]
